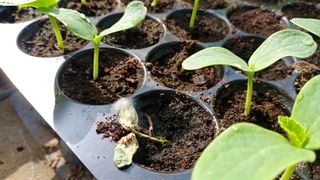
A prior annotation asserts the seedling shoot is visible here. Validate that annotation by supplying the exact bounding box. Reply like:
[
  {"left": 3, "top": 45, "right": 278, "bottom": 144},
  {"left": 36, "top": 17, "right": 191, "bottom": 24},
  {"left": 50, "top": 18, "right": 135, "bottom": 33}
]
[
  {"left": 182, "top": 29, "right": 317, "bottom": 116},
  {"left": 151, "top": 0, "right": 158, "bottom": 7},
  {"left": 189, "top": 0, "right": 199, "bottom": 29}
]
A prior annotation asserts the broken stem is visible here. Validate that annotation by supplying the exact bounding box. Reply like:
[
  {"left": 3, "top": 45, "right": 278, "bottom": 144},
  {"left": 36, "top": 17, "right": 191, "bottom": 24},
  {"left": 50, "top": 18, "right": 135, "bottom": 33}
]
[
  {"left": 133, "top": 130, "right": 168, "bottom": 143},
  {"left": 144, "top": 113, "right": 154, "bottom": 136}
]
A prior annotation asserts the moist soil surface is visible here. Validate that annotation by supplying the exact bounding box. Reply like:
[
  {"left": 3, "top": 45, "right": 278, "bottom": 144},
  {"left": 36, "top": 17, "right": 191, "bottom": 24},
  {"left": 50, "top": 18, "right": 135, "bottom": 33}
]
[
  {"left": 121, "top": 0, "right": 175, "bottom": 13},
  {"left": 102, "top": 19, "right": 164, "bottom": 49},
  {"left": 59, "top": 49, "right": 144, "bottom": 105},
  {"left": 229, "top": 7, "right": 286, "bottom": 37},
  {"left": 181, "top": 0, "right": 233, "bottom": 9},
  {"left": 145, "top": 41, "right": 222, "bottom": 92},
  {"left": 293, "top": 61, "right": 320, "bottom": 93},
  {"left": 59, "top": 0, "right": 118, "bottom": 17},
  {"left": 97, "top": 92, "right": 216, "bottom": 172},
  {"left": 214, "top": 83, "right": 290, "bottom": 134},
  {"left": 0, "top": 7, "right": 42, "bottom": 23},
  {"left": 19, "top": 19, "right": 87, "bottom": 57},
  {"left": 223, "top": 36, "right": 294, "bottom": 80},
  {"left": 166, "top": 12, "right": 229, "bottom": 42},
  {"left": 282, "top": 2, "right": 320, "bottom": 19},
  {"left": 243, "top": 0, "right": 279, "bottom": 6}
]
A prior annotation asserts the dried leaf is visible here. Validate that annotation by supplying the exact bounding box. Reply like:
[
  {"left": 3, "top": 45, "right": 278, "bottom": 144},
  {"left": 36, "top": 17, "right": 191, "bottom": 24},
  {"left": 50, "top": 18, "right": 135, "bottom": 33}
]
[
  {"left": 116, "top": 98, "right": 138, "bottom": 131},
  {"left": 114, "top": 133, "right": 139, "bottom": 168}
]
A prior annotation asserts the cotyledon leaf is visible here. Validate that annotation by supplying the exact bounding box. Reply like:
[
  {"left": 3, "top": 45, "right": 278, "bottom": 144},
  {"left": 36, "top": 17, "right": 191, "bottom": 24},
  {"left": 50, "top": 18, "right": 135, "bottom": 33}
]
[
  {"left": 0, "top": 0, "right": 35, "bottom": 6},
  {"left": 114, "top": 133, "right": 139, "bottom": 168},
  {"left": 192, "top": 123, "right": 315, "bottom": 180},
  {"left": 0, "top": 0, "right": 59, "bottom": 8},
  {"left": 39, "top": 7, "right": 97, "bottom": 41},
  {"left": 291, "top": 18, "right": 320, "bottom": 37},
  {"left": 98, "top": 1, "right": 147, "bottom": 38},
  {"left": 291, "top": 75, "right": 320, "bottom": 150},
  {"left": 249, "top": 29, "right": 317, "bottom": 72},
  {"left": 182, "top": 47, "right": 251, "bottom": 72}
]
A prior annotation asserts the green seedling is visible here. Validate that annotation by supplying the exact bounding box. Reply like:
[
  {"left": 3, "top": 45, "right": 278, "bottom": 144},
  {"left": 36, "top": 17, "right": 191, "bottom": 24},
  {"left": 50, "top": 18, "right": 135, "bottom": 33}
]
[
  {"left": 113, "top": 98, "right": 168, "bottom": 168},
  {"left": 291, "top": 18, "right": 320, "bottom": 37},
  {"left": 189, "top": 0, "right": 199, "bottom": 29},
  {"left": 151, "top": 0, "right": 158, "bottom": 7},
  {"left": 81, "top": 0, "right": 87, "bottom": 5},
  {"left": 182, "top": 29, "right": 317, "bottom": 116},
  {"left": 192, "top": 74, "right": 320, "bottom": 180},
  {"left": 0, "top": 0, "right": 69, "bottom": 51},
  {"left": 43, "top": 1, "right": 147, "bottom": 80}
]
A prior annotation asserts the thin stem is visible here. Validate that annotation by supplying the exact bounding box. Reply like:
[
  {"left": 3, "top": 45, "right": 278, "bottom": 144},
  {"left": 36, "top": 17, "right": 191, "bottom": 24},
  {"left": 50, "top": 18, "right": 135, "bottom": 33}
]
[
  {"left": 151, "top": 0, "right": 158, "bottom": 7},
  {"left": 133, "top": 130, "right": 169, "bottom": 143},
  {"left": 189, "top": 0, "right": 199, "bottom": 30},
  {"left": 81, "top": 0, "right": 87, "bottom": 5},
  {"left": 49, "top": 15, "right": 64, "bottom": 51},
  {"left": 244, "top": 71, "right": 254, "bottom": 116},
  {"left": 93, "top": 40, "right": 100, "bottom": 80},
  {"left": 280, "top": 164, "right": 297, "bottom": 180}
]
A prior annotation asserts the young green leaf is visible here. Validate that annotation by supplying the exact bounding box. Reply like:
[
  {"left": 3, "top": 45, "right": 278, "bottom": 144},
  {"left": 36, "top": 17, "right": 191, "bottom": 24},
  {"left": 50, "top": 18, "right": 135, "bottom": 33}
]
[
  {"left": 114, "top": 133, "right": 139, "bottom": 168},
  {"left": 192, "top": 123, "right": 316, "bottom": 180},
  {"left": 291, "top": 18, "right": 320, "bottom": 37},
  {"left": 182, "top": 47, "right": 251, "bottom": 72},
  {"left": 97, "top": 1, "right": 147, "bottom": 38},
  {"left": 249, "top": 29, "right": 317, "bottom": 72},
  {"left": 278, "top": 116, "right": 309, "bottom": 148},
  {"left": 291, "top": 75, "right": 320, "bottom": 150},
  {"left": 39, "top": 7, "right": 97, "bottom": 41}
]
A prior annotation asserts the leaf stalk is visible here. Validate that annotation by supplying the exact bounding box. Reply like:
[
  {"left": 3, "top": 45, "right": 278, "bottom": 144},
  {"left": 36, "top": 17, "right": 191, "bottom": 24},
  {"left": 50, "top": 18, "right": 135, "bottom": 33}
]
[
  {"left": 49, "top": 15, "right": 64, "bottom": 51},
  {"left": 280, "top": 164, "right": 297, "bottom": 180}
]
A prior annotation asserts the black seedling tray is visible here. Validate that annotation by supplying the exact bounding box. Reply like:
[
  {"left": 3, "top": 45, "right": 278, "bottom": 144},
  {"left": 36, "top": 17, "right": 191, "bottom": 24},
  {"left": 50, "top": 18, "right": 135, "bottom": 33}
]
[{"left": 0, "top": 0, "right": 319, "bottom": 179}]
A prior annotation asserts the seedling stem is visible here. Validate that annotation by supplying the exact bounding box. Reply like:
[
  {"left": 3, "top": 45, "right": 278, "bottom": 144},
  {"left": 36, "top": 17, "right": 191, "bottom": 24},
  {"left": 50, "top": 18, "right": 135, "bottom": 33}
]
[
  {"left": 189, "top": 0, "right": 199, "bottom": 29},
  {"left": 151, "top": 0, "right": 158, "bottom": 7},
  {"left": 81, "top": 0, "right": 87, "bottom": 5},
  {"left": 93, "top": 39, "right": 101, "bottom": 80},
  {"left": 280, "top": 164, "right": 297, "bottom": 180},
  {"left": 244, "top": 71, "right": 254, "bottom": 116},
  {"left": 133, "top": 129, "right": 168, "bottom": 143},
  {"left": 49, "top": 15, "right": 64, "bottom": 51}
]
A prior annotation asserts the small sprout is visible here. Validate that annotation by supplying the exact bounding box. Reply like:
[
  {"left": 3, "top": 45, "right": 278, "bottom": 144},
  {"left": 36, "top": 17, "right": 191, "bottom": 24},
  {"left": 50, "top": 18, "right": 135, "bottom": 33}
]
[
  {"left": 45, "top": 1, "right": 147, "bottom": 80},
  {"left": 113, "top": 98, "right": 168, "bottom": 168},
  {"left": 151, "top": 0, "right": 158, "bottom": 7},
  {"left": 114, "top": 133, "right": 139, "bottom": 168},
  {"left": 189, "top": 0, "right": 199, "bottom": 30},
  {"left": 0, "top": 0, "right": 67, "bottom": 51},
  {"left": 192, "top": 75, "right": 320, "bottom": 180},
  {"left": 182, "top": 29, "right": 317, "bottom": 116}
]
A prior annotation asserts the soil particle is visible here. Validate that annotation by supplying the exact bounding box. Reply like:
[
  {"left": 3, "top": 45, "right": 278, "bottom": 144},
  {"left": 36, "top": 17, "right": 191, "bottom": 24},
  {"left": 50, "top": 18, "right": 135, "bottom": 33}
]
[
  {"left": 229, "top": 7, "right": 286, "bottom": 36},
  {"left": 59, "top": 49, "right": 144, "bottom": 105},
  {"left": 146, "top": 41, "right": 222, "bottom": 92},
  {"left": 282, "top": 2, "right": 320, "bottom": 19},
  {"left": 165, "top": 11, "right": 230, "bottom": 42},
  {"left": 181, "top": 0, "right": 234, "bottom": 9},
  {"left": 310, "top": 151, "right": 320, "bottom": 180},
  {"left": 0, "top": 7, "right": 42, "bottom": 23},
  {"left": 97, "top": 92, "right": 216, "bottom": 172},
  {"left": 243, "top": 0, "right": 279, "bottom": 6},
  {"left": 19, "top": 18, "right": 87, "bottom": 57},
  {"left": 121, "top": 0, "right": 175, "bottom": 13},
  {"left": 293, "top": 61, "right": 320, "bottom": 93},
  {"left": 16, "top": 146, "right": 24, "bottom": 152},
  {"left": 59, "top": 0, "right": 118, "bottom": 17},
  {"left": 223, "top": 35, "right": 294, "bottom": 80},
  {"left": 103, "top": 19, "right": 164, "bottom": 49},
  {"left": 214, "top": 82, "right": 290, "bottom": 134}
]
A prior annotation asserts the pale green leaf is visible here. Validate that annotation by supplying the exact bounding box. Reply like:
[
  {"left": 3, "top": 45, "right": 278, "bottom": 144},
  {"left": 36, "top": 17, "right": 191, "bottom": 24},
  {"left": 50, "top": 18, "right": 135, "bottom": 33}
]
[
  {"left": 98, "top": 1, "right": 147, "bottom": 38},
  {"left": 292, "top": 75, "right": 320, "bottom": 150},
  {"left": 114, "top": 133, "right": 139, "bottom": 168},
  {"left": 278, "top": 116, "right": 309, "bottom": 148},
  {"left": 291, "top": 18, "right": 320, "bottom": 37},
  {"left": 182, "top": 47, "right": 251, "bottom": 72},
  {"left": 116, "top": 98, "right": 138, "bottom": 131},
  {"left": 39, "top": 8, "right": 97, "bottom": 41},
  {"left": 20, "top": 0, "right": 58, "bottom": 8},
  {"left": 192, "top": 123, "right": 315, "bottom": 180},
  {"left": 249, "top": 29, "right": 317, "bottom": 72}
]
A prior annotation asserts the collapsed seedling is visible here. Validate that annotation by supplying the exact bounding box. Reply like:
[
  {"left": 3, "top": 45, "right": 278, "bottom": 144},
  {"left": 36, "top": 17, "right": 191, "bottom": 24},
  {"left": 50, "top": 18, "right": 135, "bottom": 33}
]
[
  {"left": 189, "top": 0, "right": 199, "bottom": 29},
  {"left": 44, "top": 1, "right": 147, "bottom": 80},
  {"left": 192, "top": 74, "right": 320, "bottom": 180},
  {"left": 182, "top": 29, "right": 317, "bottom": 116},
  {"left": 113, "top": 98, "right": 168, "bottom": 168}
]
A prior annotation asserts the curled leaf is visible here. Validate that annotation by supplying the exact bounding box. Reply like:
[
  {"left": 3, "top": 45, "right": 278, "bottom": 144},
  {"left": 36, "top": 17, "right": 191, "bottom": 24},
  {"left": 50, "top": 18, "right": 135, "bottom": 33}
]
[
  {"left": 116, "top": 98, "right": 138, "bottom": 131},
  {"left": 114, "top": 133, "right": 139, "bottom": 168}
]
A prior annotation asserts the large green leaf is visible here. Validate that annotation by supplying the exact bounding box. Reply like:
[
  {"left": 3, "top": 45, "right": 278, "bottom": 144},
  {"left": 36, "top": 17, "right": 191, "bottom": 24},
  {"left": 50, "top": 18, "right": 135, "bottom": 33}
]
[
  {"left": 249, "top": 29, "right": 317, "bottom": 72},
  {"left": 292, "top": 75, "right": 320, "bottom": 150},
  {"left": 291, "top": 18, "right": 320, "bottom": 37},
  {"left": 278, "top": 116, "right": 309, "bottom": 148},
  {"left": 98, "top": 1, "right": 147, "bottom": 38},
  {"left": 182, "top": 47, "right": 251, "bottom": 72},
  {"left": 39, "top": 8, "right": 97, "bottom": 41},
  {"left": 192, "top": 123, "right": 315, "bottom": 180}
]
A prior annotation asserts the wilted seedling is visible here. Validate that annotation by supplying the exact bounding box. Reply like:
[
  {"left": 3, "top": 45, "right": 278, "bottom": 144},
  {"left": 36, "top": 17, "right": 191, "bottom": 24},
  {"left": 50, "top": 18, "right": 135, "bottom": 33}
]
[
  {"left": 189, "top": 0, "right": 199, "bottom": 29},
  {"left": 192, "top": 75, "right": 320, "bottom": 180},
  {"left": 0, "top": 0, "right": 70, "bottom": 51},
  {"left": 113, "top": 98, "right": 168, "bottom": 168},
  {"left": 45, "top": 1, "right": 147, "bottom": 80},
  {"left": 182, "top": 29, "right": 317, "bottom": 116},
  {"left": 291, "top": 18, "right": 320, "bottom": 37}
]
